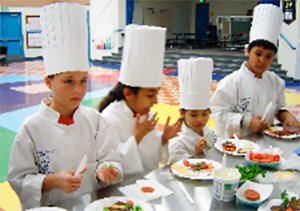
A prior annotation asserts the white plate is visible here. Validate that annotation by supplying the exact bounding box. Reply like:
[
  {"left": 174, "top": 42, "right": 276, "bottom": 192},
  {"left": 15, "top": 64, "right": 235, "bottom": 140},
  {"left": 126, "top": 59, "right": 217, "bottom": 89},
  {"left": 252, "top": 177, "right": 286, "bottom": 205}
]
[
  {"left": 236, "top": 181, "right": 273, "bottom": 207},
  {"left": 170, "top": 158, "right": 222, "bottom": 180},
  {"left": 26, "top": 208, "right": 67, "bottom": 211},
  {"left": 245, "top": 147, "right": 282, "bottom": 168},
  {"left": 215, "top": 138, "right": 260, "bottom": 156},
  {"left": 257, "top": 199, "right": 282, "bottom": 211},
  {"left": 264, "top": 126, "right": 300, "bottom": 139},
  {"left": 84, "top": 196, "right": 153, "bottom": 211}
]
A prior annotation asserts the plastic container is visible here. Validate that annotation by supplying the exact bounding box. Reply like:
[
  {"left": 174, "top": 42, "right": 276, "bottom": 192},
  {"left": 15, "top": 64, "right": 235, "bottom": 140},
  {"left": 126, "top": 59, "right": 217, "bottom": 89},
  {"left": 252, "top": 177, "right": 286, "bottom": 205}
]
[{"left": 213, "top": 168, "right": 241, "bottom": 202}]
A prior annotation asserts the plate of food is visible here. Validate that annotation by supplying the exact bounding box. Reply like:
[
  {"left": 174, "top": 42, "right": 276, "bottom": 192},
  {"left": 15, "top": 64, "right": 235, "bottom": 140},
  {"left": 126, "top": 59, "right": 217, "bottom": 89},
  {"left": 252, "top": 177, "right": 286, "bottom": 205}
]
[
  {"left": 84, "top": 196, "right": 153, "bottom": 211},
  {"left": 170, "top": 158, "right": 222, "bottom": 180},
  {"left": 264, "top": 126, "right": 300, "bottom": 140},
  {"left": 258, "top": 190, "right": 300, "bottom": 211},
  {"left": 245, "top": 146, "right": 282, "bottom": 168},
  {"left": 236, "top": 181, "right": 273, "bottom": 207},
  {"left": 215, "top": 138, "right": 260, "bottom": 156}
]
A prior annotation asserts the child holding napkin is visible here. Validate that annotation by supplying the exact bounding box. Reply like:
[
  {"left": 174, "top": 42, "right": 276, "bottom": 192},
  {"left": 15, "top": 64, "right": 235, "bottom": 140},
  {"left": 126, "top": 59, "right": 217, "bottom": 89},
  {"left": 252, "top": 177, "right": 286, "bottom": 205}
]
[
  {"left": 168, "top": 58, "right": 217, "bottom": 164},
  {"left": 99, "top": 24, "right": 181, "bottom": 176},
  {"left": 8, "top": 3, "right": 122, "bottom": 209},
  {"left": 210, "top": 3, "right": 300, "bottom": 138}
]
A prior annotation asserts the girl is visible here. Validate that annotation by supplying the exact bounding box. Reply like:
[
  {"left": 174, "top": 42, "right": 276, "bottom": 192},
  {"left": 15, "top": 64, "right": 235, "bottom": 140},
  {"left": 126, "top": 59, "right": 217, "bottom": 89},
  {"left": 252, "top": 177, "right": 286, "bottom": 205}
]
[
  {"left": 99, "top": 24, "right": 181, "bottom": 176},
  {"left": 168, "top": 58, "right": 217, "bottom": 164},
  {"left": 210, "top": 4, "right": 300, "bottom": 138},
  {"left": 8, "top": 3, "right": 122, "bottom": 209}
]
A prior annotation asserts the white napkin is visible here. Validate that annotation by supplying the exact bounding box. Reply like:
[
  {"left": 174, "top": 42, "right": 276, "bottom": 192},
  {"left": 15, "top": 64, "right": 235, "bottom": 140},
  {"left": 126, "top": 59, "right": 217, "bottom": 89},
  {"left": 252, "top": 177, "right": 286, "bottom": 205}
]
[
  {"left": 119, "top": 179, "right": 173, "bottom": 201},
  {"left": 262, "top": 101, "right": 276, "bottom": 123},
  {"left": 280, "top": 153, "right": 300, "bottom": 171}
]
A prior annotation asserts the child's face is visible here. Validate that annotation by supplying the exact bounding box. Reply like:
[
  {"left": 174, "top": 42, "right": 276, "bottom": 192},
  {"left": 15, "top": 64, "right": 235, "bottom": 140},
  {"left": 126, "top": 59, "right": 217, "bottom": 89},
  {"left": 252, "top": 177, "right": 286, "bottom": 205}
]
[
  {"left": 246, "top": 46, "right": 275, "bottom": 78},
  {"left": 45, "top": 71, "right": 88, "bottom": 114},
  {"left": 183, "top": 109, "right": 210, "bottom": 134},
  {"left": 125, "top": 87, "right": 159, "bottom": 115}
]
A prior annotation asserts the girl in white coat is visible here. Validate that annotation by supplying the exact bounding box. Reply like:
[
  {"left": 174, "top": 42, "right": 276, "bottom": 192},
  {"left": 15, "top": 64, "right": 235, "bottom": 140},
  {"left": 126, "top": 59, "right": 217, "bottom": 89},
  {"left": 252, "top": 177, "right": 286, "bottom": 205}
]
[
  {"left": 99, "top": 25, "right": 181, "bottom": 176},
  {"left": 8, "top": 3, "right": 122, "bottom": 209},
  {"left": 210, "top": 4, "right": 300, "bottom": 138},
  {"left": 168, "top": 58, "right": 217, "bottom": 164}
]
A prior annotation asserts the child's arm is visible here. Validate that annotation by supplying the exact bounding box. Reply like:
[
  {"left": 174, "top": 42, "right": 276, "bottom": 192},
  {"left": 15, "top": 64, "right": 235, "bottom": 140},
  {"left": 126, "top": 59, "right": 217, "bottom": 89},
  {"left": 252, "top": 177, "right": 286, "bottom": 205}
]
[
  {"left": 8, "top": 126, "right": 46, "bottom": 208},
  {"left": 168, "top": 138, "right": 192, "bottom": 165},
  {"left": 277, "top": 110, "right": 300, "bottom": 132},
  {"left": 162, "top": 116, "right": 182, "bottom": 145}
]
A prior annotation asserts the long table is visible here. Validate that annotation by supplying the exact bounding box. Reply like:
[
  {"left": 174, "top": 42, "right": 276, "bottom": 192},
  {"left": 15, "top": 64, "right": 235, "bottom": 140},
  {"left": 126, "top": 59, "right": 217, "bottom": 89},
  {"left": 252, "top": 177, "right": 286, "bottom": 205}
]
[{"left": 67, "top": 134, "right": 300, "bottom": 210}]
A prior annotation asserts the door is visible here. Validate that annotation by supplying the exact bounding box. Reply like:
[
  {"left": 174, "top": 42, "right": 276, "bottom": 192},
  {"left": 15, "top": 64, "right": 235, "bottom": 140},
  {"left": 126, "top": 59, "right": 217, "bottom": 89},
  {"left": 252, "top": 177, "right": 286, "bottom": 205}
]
[
  {"left": 0, "top": 12, "right": 24, "bottom": 60},
  {"left": 195, "top": 3, "right": 209, "bottom": 40}
]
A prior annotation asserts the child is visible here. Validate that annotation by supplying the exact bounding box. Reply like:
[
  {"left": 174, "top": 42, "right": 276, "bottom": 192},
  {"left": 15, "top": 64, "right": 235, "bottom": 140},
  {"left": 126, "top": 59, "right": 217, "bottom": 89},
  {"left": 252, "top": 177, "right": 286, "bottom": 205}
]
[
  {"left": 99, "top": 24, "right": 181, "bottom": 176},
  {"left": 210, "top": 4, "right": 300, "bottom": 138},
  {"left": 8, "top": 3, "right": 122, "bottom": 209},
  {"left": 168, "top": 58, "right": 217, "bottom": 164}
]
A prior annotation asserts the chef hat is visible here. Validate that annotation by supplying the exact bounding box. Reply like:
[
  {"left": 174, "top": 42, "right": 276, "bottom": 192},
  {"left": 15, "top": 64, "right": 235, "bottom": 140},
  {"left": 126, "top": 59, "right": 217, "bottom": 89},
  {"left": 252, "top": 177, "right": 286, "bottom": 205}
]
[
  {"left": 249, "top": 4, "right": 283, "bottom": 46},
  {"left": 178, "top": 57, "right": 213, "bottom": 110},
  {"left": 40, "top": 3, "right": 89, "bottom": 76},
  {"left": 119, "top": 24, "right": 166, "bottom": 87}
]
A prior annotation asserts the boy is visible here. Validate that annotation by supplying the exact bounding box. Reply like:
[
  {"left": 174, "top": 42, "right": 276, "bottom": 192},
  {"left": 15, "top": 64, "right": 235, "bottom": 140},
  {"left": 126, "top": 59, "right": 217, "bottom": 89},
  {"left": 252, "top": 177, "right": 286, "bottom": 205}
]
[{"left": 210, "top": 4, "right": 300, "bottom": 138}]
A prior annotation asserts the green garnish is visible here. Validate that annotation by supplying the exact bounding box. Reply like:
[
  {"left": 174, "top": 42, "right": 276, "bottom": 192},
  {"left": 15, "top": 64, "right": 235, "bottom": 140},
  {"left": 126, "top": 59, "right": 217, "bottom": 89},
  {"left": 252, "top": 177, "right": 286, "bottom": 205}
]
[
  {"left": 281, "top": 190, "right": 297, "bottom": 208},
  {"left": 235, "top": 164, "right": 266, "bottom": 181}
]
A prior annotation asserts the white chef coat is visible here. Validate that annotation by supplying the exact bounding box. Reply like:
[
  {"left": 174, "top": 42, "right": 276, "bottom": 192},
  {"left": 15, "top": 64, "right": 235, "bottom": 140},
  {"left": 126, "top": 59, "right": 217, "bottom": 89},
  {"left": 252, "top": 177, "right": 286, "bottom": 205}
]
[
  {"left": 101, "top": 100, "right": 166, "bottom": 176},
  {"left": 8, "top": 99, "right": 122, "bottom": 209},
  {"left": 210, "top": 62, "right": 287, "bottom": 138},
  {"left": 168, "top": 122, "right": 217, "bottom": 164}
]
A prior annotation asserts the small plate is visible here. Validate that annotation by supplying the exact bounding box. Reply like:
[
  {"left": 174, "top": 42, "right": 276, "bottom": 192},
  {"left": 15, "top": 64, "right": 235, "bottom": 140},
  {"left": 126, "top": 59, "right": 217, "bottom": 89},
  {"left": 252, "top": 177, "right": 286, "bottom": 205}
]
[
  {"left": 245, "top": 147, "right": 282, "bottom": 168},
  {"left": 84, "top": 196, "right": 153, "bottom": 211},
  {"left": 215, "top": 138, "right": 260, "bottom": 156},
  {"left": 264, "top": 126, "right": 300, "bottom": 140},
  {"left": 257, "top": 198, "right": 282, "bottom": 211},
  {"left": 170, "top": 158, "right": 222, "bottom": 180},
  {"left": 236, "top": 181, "right": 273, "bottom": 207}
]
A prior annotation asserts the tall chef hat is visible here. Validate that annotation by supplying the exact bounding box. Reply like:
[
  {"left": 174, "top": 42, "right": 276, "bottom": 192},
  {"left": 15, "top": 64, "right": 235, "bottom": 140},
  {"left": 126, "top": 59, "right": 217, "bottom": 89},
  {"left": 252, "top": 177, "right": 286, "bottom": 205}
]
[
  {"left": 119, "top": 24, "right": 166, "bottom": 87},
  {"left": 178, "top": 57, "right": 213, "bottom": 110},
  {"left": 40, "top": 3, "right": 89, "bottom": 76},
  {"left": 249, "top": 4, "right": 283, "bottom": 46}
]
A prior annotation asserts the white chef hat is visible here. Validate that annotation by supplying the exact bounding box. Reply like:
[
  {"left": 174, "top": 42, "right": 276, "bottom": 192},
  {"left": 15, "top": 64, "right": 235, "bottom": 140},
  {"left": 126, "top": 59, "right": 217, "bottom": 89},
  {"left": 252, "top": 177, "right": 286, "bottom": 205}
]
[
  {"left": 119, "top": 24, "right": 166, "bottom": 87},
  {"left": 40, "top": 3, "right": 89, "bottom": 76},
  {"left": 178, "top": 57, "right": 213, "bottom": 110},
  {"left": 249, "top": 4, "right": 283, "bottom": 46}
]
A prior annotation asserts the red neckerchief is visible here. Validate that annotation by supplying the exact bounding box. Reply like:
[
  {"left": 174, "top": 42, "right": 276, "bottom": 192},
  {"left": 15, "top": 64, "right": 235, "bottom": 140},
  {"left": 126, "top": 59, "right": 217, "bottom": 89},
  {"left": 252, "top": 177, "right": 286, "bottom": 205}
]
[{"left": 58, "top": 117, "right": 74, "bottom": 125}]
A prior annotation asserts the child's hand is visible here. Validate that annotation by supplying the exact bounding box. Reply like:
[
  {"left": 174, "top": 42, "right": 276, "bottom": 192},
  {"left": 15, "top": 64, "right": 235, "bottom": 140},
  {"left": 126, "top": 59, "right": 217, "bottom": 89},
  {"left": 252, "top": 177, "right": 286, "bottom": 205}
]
[
  {"left": 283, "top": 115, "right": 300, "bottom": 133},
  {"left": 249, "top": 116, "right": 268, "bottom": 133},
  {"left": 43, "top": 171, "right": 82, "bottom": 193},
  {"left": 134, "top": 113, "right": 158, "bottom": 144},
  {"left": 195, "top": 138, "right": 207, "bottom": 156},
  {"left": 96, "top": 166, "right": 120, "bottom": 185},
  {"left": 162, "top": 116, "right": 182, "bottom": 145}
]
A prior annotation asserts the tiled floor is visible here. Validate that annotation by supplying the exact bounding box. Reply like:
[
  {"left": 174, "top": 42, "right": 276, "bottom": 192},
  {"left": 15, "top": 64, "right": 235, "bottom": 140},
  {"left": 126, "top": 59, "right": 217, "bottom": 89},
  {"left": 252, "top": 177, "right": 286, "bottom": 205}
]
[{"left": 0, "top": 60, "right": 299, "bottom": 210}]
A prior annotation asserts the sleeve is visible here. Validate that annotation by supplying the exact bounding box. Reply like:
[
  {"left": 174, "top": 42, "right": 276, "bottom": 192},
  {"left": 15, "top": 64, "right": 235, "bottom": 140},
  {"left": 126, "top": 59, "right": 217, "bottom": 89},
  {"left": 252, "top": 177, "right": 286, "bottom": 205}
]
[
  {"left": 117, "top": 135, "right": 144, "bottom": 176},
  {"left": 276, "top": 78, "right": 288, "bottom": 112},
  {"left": 8, "top": 125, "right": 46, "bottom": 209},
  {"left": 210, "top": 77, "right": 244, "bottom": 138},
  {"left": 168, "top": 138, "right": 192, "bottom": 165},
  {"left": 203, "top": 127, "right": 217, "bottom": 149}
]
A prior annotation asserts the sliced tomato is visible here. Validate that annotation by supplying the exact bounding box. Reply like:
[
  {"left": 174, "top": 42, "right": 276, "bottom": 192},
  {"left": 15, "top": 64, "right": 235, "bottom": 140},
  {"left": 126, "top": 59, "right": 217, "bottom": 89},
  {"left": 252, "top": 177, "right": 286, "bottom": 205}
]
[
  {"left": 126, "top": 200, "right": 134, "bottom": 207},
  {"left": 141, "top": 186, "right": 155, "bottom": 193},
  {"left": 183, "top": 160, "right": 191, "bottom": 167}
]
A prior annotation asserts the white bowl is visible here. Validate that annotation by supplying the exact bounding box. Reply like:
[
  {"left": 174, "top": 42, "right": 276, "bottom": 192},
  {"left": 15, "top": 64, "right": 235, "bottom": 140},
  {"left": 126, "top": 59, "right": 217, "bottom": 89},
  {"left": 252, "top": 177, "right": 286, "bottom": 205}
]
[{"left": 236, "top": 181, "right": 274, "bottom": 207}]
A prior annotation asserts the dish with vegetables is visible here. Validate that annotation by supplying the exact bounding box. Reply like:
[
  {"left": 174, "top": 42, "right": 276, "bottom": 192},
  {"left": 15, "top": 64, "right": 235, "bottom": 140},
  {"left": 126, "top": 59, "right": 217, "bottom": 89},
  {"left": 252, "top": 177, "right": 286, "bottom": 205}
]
[{"left": 235, "top": 164, "right": 266, "bottom": 183}]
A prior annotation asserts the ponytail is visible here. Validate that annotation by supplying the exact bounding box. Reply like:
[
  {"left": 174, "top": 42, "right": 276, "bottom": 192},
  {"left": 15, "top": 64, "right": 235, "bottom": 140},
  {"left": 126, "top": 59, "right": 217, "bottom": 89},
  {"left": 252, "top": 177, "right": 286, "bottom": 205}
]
[{"left": 98, "top": 82, "right": 140, "bottom": 112}]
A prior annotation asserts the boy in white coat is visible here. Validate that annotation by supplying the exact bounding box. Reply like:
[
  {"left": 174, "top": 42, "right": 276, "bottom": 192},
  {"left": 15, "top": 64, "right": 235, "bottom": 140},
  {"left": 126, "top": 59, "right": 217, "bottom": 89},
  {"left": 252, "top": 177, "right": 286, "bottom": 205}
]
[
  {"left": 210, "top": 4, "right": 300, "bottom": 138},
  {"left": 8, "top": 3, "right": 122, "bottom": 209},
  {"left": 99, "top": 24, "right": 181, "bottom": 176},
  {"left": 168, "top": 58, "right": 217, "bottom": 164}
]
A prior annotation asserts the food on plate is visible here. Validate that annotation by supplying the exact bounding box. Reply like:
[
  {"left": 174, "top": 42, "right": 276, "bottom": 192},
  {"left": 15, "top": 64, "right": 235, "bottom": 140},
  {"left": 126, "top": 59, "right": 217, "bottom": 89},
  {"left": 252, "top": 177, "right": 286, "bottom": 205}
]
[
  {"left": 183, "top": 160, "right": 214, "bottom": 171},
  {"left": 249, "top": 152, "right": 280, "bottom": 164},
  {"left": 102, "top": 200, "right": 143, "bottom": 211},
  {"left": 244, "top": 189, "right": 260, "bottom": 201},
  {"left": 141, "top": 186, "right": 155, "bottom": 193},
  {"left": 222, "top": 141, "right": 236, "bottom": 152},
  {"left": 271, "top": 190, "right": 300, "bottom": 211},
  {"left": 237, "top": 148, "right": 247, "bottom": 154},
  {"left": 235, "top": 164, "right": 265, "bottom": 182},
  {"left": 268, "top": 130, "right": 297, "bottom": 137}
]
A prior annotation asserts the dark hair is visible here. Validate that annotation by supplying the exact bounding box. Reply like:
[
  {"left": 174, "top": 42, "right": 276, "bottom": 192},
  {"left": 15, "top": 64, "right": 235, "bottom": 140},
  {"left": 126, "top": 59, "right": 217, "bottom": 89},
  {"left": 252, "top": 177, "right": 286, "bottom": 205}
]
[
  {"left": 248, "top": 39, "right": 277, "bottom": 54},
  {"left": 98, "top": 82, "right": 140, "bottom": 112}
]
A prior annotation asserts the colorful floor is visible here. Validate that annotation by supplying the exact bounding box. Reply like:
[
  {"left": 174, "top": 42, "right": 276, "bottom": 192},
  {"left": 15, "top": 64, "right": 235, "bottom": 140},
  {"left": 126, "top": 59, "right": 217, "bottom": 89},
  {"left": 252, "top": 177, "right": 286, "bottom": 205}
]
[{"left": 0, "top": 61, "right": 299, "bottom": 210}]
